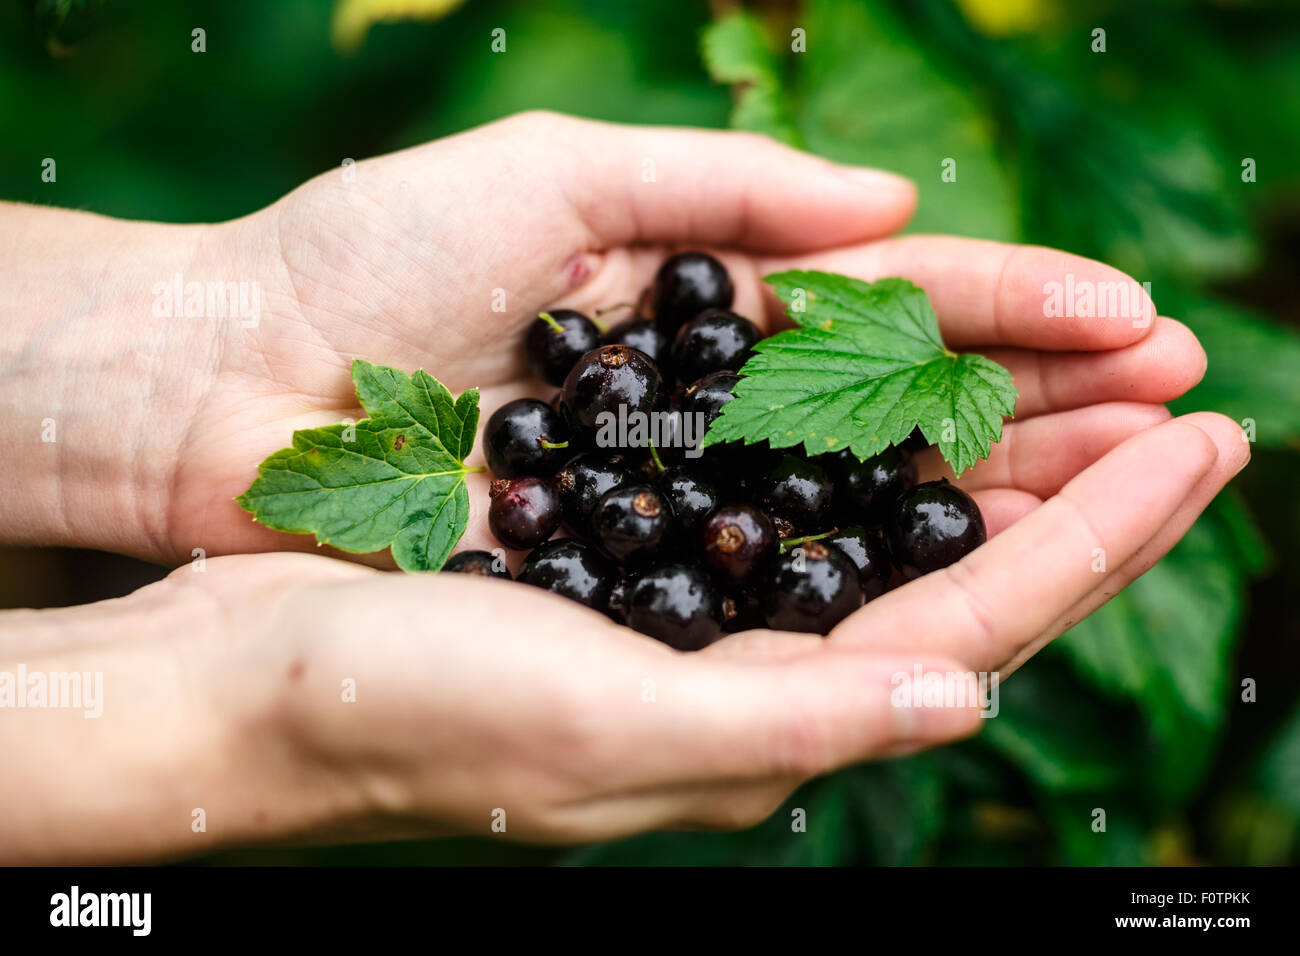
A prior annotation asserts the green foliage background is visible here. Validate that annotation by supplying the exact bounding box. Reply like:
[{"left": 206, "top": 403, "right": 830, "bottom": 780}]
[{"left": 3, "top": 0, "right": 1299, "bottom": 866}]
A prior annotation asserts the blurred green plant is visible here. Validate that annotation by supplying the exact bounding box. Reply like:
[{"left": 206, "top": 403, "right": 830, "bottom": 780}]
[{"left": 3, "top": 0, "right": 1299, "bottom": 867}]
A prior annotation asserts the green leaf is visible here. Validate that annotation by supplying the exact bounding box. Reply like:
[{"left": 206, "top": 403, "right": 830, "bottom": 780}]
[
  {"left": 1052, "top": 497, "right": 1261, "bottom": 802},
  {"left": 1167, "top": 293, "right": 1300, "bottom": 451},
  {"left": 980, "top": 659, "right": 1146, "bottom": 794},
  {"left": 700, "top": 10, "right": 801, "bottom": 146},
  {"left": 235, "top": 360, "right": 480, "bottom": 572},
  {"left": 702, "top": 272, "right": 1017, "bottom": 475},
  {"left": 796, "top": 0, "right": 1020, "bottom": 240},
  {"left": 842, "top": 755, "right": 946, "bottom": 865}
]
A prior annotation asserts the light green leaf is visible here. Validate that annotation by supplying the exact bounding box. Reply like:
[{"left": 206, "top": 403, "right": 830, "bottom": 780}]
[
  {"left": 700, "top": 9, "right": 800, "bottom": 146},
  {"left": 702, "top": 272, "right": 1016, "bottom": 475},
  {"left": 236, "top": 360, "right": 479, "bottom": 572}
]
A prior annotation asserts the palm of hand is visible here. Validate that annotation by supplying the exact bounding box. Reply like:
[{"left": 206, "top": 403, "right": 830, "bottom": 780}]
[{"left": 145, "top": 113, "right": 1247, "bottom": 841}]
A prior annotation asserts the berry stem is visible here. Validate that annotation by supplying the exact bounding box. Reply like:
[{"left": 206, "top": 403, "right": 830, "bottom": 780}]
[
  {"left": 647, "top": 440, "right": 666, "bottom": 474},
  {"left": 537, "top": 311, "right": 565, "bottom": 335},
  {"left": 778, "top": 528, "right": 837, "bottom": 553},
  {"left": 539, "top": 440, "right": 570, "bottom": 450}
]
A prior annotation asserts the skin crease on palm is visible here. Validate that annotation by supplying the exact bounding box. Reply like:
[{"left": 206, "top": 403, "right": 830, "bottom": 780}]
[{"left": 0, "top": 112, "right": 1251, "bottom": 862}]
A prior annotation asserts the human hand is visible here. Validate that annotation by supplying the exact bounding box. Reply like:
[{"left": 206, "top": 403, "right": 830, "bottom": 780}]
[
  {"left": 2, "top": 394, "right": 1246, "bottom": 863},
  {"left": 1, "top": 111, "right": 1208, "bottom": 566}
]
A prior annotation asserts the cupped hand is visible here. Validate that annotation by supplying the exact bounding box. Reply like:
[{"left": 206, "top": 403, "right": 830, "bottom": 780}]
[
  {"left": 163, "top": 110, "right": 1213, "bottom": 570},
  {"left": 171, "top": 394, "right": 1245, "bottom": 848}
]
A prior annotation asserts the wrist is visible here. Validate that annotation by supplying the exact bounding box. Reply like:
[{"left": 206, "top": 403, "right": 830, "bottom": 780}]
[
  {"left": 0, "top": 204, "right": 237, "bottom": 558},
  {"left": 0, "top": 555, "right": 375, "bottom": 863}
]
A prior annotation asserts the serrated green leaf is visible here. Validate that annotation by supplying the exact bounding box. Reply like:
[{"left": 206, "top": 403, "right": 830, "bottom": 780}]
[
  {"left": 236, "top": 360, "right": 479, "bottom": 572},
  {"left": 702, "top": 271, "right": 1016, "bottom": 475}
]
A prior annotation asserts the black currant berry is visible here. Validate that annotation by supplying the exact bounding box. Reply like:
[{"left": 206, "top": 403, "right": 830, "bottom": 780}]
[
  {"left": 488, "top": 477, "right": 561, "bottom": 550},
  {"left": 625, "top": 563, "right": 725, "bottom": 651},
  {"left": 525, "top": 310, "right": 602, "bottom": 386},
  {"left": 607, "top": 576, "right": 629, "bottom": 624},
  {"left": 699, "top": 504, "right": 777, "bottom": 588},
  {"left": 592, "top": 485, "right": 675, "bottom": 567},
  {"left": 754, "top": 454, "right": 835, "bottom": 534},
  {"left": 830, "top": 444, "right": 918, "bottom": 524},
  {"left": 554, "top": 452, "right": 632, "bottom": 536},
  {"left": 651, "top": 251, "right": 735, "bottom": 337},
  {"left": 517, "top": 539, "right": 619, "bottom": 613},
  {"left": 826, "top": 526, "right": 891, "bottom": 603},
  {"left": 560, "top": 345, "right": 663, "bottom": 440},
  {"left": 761, "top": 541, "right": 863, "bottom": 635},
  {"left": 654, "top": 465, "right": 720, "bottom": 535},
  {"left": 679, "top": 370, "right": 739, "bottom": 462},
  {"left": 484, "top": 398, "right": 570, "bottom": 478},
  {"left": 721, "top": 589, "right": 765, "bottom": 633},
  {"left": 602, "top": 317, "right": 672, "bottom": 375},
  {"left": 670, "top": 309, "right": 759, "bottom": 385},
  {"left": 902, "top": 426, "right": 929, "bottom": 454},
  {"left": 887, "top": 480, "right": 986, "bottom": 580},
  {"left": 443, "top": 549, "right": 512, "bottom": 580}
]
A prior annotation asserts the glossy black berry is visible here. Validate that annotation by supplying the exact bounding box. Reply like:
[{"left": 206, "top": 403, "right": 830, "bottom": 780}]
[
  {"left": 699, "top": 504, "right": 777, "bottom": 588},
  {"left": 762, "top": 541, "right": 863, "bottom": 635},
  {"left": 722, "top": 589, "right": 765, "bottom": 633},
  {"left": 830, "top": 445, "right": 918, "bottom": 524},
  {"left": 488, "top": 477, "right": 561, "bottom": 550},
  {"left": 607, "top": 576, "right": 629, "bottom": 624},
  {"left": 484, "top": 398, "right": 570, "bottom": 478},
  {"left": 887, "top": 480, "right": 986, "bottom": 580},
  {"left": 517, "top": 538, "right": 619, "bottom": 613},
  {"left": 826, "top": 526, "right": 891, "bottom": 603},
  {"left": 625, "top": 563, "right": 725, "bottom": 651},
  {"left": 525, "top": 310, "right": 602, "bottom": 386},
  {"left": 679, "top": 370, "right": 739, "bottom": 462},
  {"left": 754, "top": 454, "right": 835, "bottom": 534},
  {"left": 654, "top": 465, "right": 720, "bottom": 535},
  {"left": 592, "top": 485, "right": 675, "bottom": 567},
  {"left": 670, "top": 309, "right": 759, "bottom": 385},
  {"left": 602, "top": 317, "right": 672, "bottom": 375},
  {"left": 560, "top": 345, "right": 663, "bottom": 440},
  {"left": 554, "top": 452, "right": 632, "bottom": 536},
  {"left": 651, "top": 251, "right": 735, "bottom": 337},
  {"left": 443, "top": 550, "right": 511, "bottom": 580},
  {"left": 902, "top": 426, "right": 930, "bottom": 454}
]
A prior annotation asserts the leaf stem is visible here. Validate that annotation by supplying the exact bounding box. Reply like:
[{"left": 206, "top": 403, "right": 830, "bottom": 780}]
[
  {"left": 465, "top": 465, "right": 489, "bottom": 474},
  {"left": 779, "top": 528, "right": 837, "bottom": 553}
]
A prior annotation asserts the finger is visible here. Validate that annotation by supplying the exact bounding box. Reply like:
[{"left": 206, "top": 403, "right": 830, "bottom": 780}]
[
  {"left": 1028, "top": 412, "right": 1250, "bottom": 669},
  {"left": 537, "top": 115, "right": 918, "bottom": 252},
  {"left": 698, "top": 628, "right": 828, "bottom": 662},
  {"left": 982, "top": 317, "right": 1207, "bottom": 419},
  {"left": 639, "top": 648, "right": 983, "bottom": 784},
  {"left": 758, "top": 235, "right": 1157, "bottom": 350},
  {"left": 830, "top": 418, "right": 1220, "bottom": 671},
  {"left": 970, "top": 488, "right": 1041, "bottom": 537},
  {"left": 918, "top": 402, "right": 1173, "bottom": 498}
]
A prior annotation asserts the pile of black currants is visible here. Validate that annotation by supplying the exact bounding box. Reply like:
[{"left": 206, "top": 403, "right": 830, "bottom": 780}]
[{"left": 446, "top": 252, "right": 987, "bottom": 650}]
